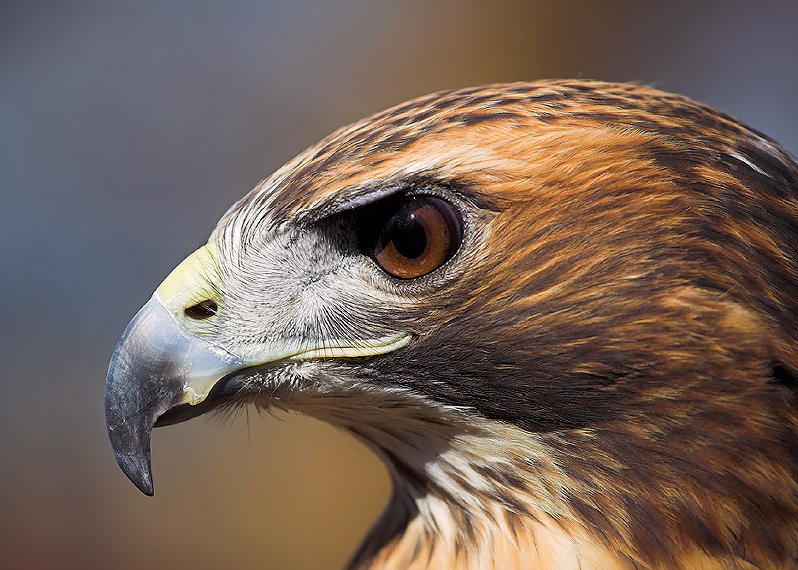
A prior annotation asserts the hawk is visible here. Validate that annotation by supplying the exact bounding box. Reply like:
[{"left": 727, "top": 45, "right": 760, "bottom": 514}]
[{"left": 105, "top": 80, "right": 798, "bottom": 569}]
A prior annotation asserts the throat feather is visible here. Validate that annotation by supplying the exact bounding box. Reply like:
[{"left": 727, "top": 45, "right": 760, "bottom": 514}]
[
  {"left": 266, "top": 387, "right": 777, "bottom": 569},
  {"left": 344, "top": 418, "right": 634, "bottom": 570}
]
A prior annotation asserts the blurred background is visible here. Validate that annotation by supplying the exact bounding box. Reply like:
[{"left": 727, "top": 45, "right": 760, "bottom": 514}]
[{"left": 2, "top": 1, "right": 797, "bottom": 569}]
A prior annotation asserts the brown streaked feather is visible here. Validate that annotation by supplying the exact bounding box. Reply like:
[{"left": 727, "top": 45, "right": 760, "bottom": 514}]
[{"left": 214, "top": 81, "right": 798, "bottom": 569}]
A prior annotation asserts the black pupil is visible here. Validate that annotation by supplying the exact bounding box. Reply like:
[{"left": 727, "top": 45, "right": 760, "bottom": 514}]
[{"left": 384, "top": 206, "right": 427, "bottom": 259}]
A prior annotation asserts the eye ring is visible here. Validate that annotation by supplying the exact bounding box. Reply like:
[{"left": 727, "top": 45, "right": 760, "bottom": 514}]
[{"left": 371, "top": 196, "right": 463, "bottom": 279}]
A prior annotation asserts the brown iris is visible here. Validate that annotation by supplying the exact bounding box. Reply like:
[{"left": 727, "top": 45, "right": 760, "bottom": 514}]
[{"left": 373, "top": 197, "right": 463, "bottom": 279}]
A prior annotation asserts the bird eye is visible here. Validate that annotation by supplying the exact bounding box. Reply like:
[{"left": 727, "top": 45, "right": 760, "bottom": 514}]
[{"left": 372, "top": 197, "right": 463, "bottom": 279}]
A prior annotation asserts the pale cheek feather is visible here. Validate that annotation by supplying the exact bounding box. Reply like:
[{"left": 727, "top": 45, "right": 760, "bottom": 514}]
[{"left": 215, "top": 229, "right": 415, "bottom": 351}]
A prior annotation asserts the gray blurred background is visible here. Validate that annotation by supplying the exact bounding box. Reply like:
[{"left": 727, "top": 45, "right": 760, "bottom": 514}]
[{"left": 2, "top": 1, "right": 797, "bottom": 569}]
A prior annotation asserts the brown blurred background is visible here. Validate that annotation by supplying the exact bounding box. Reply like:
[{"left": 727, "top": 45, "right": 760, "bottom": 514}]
[{"left": 2, "top": 1, "right": 797, "bottom": 569}]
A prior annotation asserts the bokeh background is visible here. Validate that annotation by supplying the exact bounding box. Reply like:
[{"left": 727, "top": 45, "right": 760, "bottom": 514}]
[{"left": 2, "top": 1, "right": 798, "bottom": 569}]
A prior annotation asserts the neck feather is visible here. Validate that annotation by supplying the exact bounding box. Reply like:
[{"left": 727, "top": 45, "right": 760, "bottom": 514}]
[
  {"left": 260, "top": 370, "right": 798, "bottom": 569},
  {"left": 339, "top": 412, "right": 633, "bottom": 570}
]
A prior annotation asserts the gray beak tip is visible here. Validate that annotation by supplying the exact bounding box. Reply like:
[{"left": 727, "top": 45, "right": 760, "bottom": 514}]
[
  {"left": 105, "top": 401, "right": 156, "bottom": 496},
  {"left": 115, "top": 450, "right": 155, "bottom": 496}
]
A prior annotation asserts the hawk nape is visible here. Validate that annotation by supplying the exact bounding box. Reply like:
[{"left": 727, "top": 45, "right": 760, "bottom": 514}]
[{"left": 105, "top": 81, "right": 798, "bottom": 570}]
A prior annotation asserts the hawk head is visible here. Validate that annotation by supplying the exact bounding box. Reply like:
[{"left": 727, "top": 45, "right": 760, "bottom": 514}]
[{"left": 106, "top": 81, "right": 798, "bottom": 569}]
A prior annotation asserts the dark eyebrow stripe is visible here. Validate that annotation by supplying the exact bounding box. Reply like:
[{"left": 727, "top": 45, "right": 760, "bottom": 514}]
[
  {"left": 306, "top": 180, "right": 412, "bottom": 222},
  {"left": 296, "top": 173, "right": 502, "bottom": 227}
]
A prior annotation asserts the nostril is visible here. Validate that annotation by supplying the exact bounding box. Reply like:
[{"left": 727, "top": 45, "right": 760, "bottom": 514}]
[{"left": 184, "top": 299, "right": 218, "bottom": 320}]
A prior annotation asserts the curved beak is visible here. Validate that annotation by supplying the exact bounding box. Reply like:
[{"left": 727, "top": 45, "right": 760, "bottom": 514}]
[
  {"left": 104, "top": 243, "right": 240, "bottom": 495},
  {"left": 104, "top": 294, "right": 243, "bottom": 495}
]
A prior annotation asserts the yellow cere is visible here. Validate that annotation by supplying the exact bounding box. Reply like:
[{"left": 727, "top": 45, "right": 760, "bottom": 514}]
[{"left": 154, "top": 242, "right": 221, "bottom": 317}]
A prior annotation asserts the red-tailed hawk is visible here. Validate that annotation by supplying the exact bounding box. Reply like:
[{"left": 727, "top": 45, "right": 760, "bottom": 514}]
[{"left": 106, "top": 80, "right": 798, "bottom": 569}]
